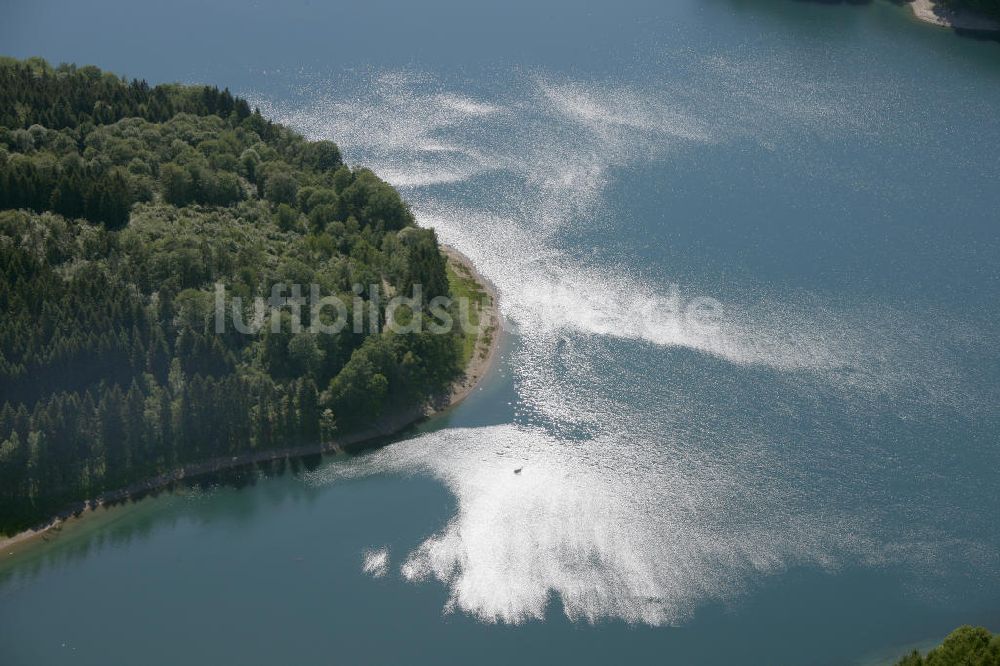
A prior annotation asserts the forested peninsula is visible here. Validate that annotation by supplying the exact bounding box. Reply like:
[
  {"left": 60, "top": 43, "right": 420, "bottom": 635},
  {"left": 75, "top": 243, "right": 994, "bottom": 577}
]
[
  {"left": 894, "top": 626, "right": 1000, "bottom": 665},
  {"left": 0, "top": 57, "right": 491, "bottom": 536}
]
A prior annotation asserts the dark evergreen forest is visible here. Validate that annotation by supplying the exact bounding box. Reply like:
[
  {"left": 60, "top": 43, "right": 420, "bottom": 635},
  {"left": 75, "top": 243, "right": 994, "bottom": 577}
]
[{"left": 0, "top": 57, "right": 463, "bottom": 534}]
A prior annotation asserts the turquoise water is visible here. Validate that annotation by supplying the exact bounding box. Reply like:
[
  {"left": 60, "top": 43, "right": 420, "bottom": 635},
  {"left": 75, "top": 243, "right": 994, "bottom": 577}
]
[{"left": 2, "top": 1, "right": 1000, "bottom": 664}]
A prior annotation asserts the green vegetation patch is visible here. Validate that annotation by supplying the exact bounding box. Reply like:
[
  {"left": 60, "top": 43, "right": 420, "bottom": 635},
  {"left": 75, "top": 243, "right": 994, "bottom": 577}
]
[
  {"left": 0, "top": 57, "right": 465, "bottom": 535},
  {"left": 896, "top": 626, "right": 1000, "bottom": 665},
  {"left": 445, "top": 259, "right": 493, "bottom": 370}
]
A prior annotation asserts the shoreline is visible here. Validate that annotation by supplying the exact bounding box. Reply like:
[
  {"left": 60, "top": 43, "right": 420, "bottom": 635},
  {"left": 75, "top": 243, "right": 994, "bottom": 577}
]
[
  {"left": 439, "top": 244, "right": 503, "bottom": 410},
  {"left": 909, "top": 0, "right": 1000, "bottom": 32},
  {"left": 0, "top": 245, "right": 502, "bottom": 554}
]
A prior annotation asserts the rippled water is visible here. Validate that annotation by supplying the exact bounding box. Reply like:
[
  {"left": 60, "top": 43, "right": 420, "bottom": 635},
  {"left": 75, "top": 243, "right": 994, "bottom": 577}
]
[
  {"left": 2, "top": 1, "right": 1000, "bottom": 664},
  {"left": 256, "top": 61, "right": 1000, "bottom": 625}
]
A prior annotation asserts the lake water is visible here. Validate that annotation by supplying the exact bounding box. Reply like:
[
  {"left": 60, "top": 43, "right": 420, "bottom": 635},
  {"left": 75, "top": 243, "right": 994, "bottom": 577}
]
[{"left": 2, "top": 1, "right": 1000, "bottom": 664}]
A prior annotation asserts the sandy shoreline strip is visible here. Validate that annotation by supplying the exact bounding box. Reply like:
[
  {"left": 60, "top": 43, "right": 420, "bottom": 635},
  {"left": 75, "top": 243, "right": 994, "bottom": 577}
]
[
  {"left": 440, "top": 244, "right": 503, "bottom": 409},
  {"left": 0, "top": 245, "right": 502, "bottom": 554},
  {"left": 909, "top": 0, "right": 1000, "bottom": 31}
]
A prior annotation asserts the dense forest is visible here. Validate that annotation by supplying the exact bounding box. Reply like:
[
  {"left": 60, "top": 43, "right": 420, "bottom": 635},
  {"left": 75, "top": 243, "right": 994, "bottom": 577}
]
[
  {"left": 0, "top": 57, "right": 465, "bottom": 535},
  {"left": 895, "top": 626, "right": 1000, "bottom": 665}
]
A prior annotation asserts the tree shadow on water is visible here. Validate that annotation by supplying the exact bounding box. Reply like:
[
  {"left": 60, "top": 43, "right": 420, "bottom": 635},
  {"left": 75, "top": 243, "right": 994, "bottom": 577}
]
[
  {"left": 0, "top": 433, "right": 411, "bottom": 587},
  {"left": 725, "top": 0, "right": 1000, "bottom": 43}
]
